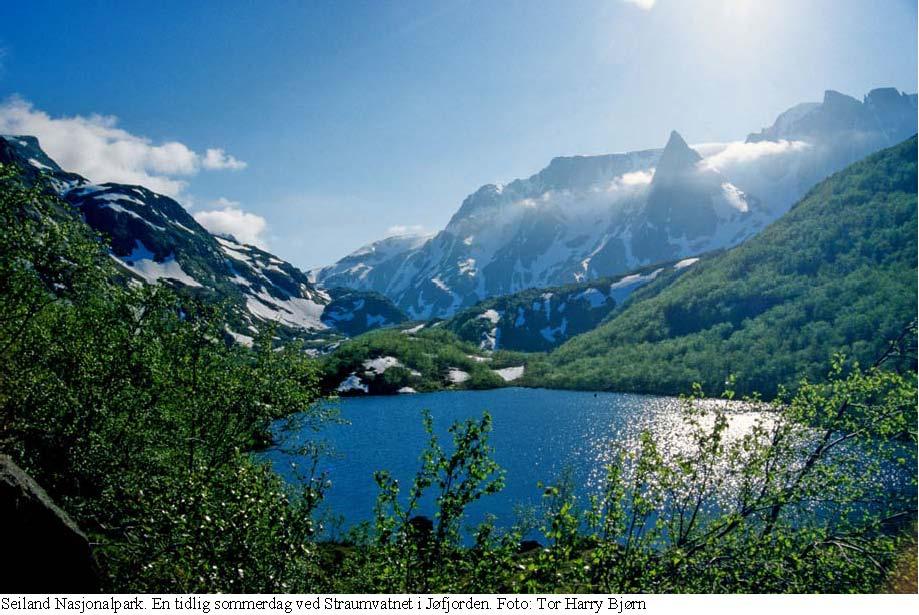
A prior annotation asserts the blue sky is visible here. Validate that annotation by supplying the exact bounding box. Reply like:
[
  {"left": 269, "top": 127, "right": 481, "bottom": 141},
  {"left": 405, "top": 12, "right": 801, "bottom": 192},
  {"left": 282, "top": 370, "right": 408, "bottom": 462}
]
[{"left": 1, "top": 0, "right": 916, "bottom": 269}]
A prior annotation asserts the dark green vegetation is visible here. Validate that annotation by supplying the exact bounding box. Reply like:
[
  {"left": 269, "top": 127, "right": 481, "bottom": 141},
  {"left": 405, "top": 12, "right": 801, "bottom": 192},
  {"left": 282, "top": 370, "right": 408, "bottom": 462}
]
[
  {"left": 320, "top": 288, "right": 408, "bottom": 337},
  {"left": 0, "top": 163, "right": 332, "bottom": 590},
  {"left": 443, "top": 259, "right": 696, "bottom": 352},
  {"left": 534, "top": 136, "right": 918, "bottom": 397},
  {"left": 319, "top": 325, "right": 530, "bottom": 394},
  {"left": 1, "top": 132, "right": 916, "bottom": 593}
]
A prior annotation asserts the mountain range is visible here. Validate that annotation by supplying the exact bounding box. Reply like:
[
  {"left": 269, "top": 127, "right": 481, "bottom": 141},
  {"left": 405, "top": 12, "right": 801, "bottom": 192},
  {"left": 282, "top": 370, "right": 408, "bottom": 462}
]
[
  {"left": 536, "top": 135, "right": 918, "bottom": 396},
  {"left": 314, "top": 88, "right": 917, "bottom": 319},
  {"left": 318, "top": 134, "right": 917, "bottom": 397},
  {"left": 0, "top": 136, "right": 407, "bottom": 347},
  {"left": 3, "top": 86, "right": 915, "bottom": 360}
]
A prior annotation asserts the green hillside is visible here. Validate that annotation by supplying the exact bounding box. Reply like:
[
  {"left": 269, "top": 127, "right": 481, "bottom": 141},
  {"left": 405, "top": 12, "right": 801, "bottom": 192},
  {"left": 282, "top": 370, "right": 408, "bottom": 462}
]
[
  {"left": 319, "top": 324, "right": 531, "bottom": 394},
  {"left": 533, "top": 136, "right": 918, "bottom": 397}
]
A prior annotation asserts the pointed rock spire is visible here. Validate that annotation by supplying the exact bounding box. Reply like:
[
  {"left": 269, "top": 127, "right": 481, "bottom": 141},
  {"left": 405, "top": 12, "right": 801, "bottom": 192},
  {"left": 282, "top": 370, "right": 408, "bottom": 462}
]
[{"left": 653, "top": 130, "right": 702, "bottom": 181}]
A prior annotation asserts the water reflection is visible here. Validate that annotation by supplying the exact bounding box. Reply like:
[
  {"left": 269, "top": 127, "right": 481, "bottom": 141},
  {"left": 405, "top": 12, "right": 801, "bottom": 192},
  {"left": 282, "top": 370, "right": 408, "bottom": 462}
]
[{"left": 263, "top": 387, "right": 911, "bottom": 540}]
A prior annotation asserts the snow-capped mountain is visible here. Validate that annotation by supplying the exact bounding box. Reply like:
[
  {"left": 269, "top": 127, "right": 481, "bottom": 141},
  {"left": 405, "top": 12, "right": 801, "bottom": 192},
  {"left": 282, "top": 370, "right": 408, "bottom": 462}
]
[
  {"left": 313, "top": 133, "right": 760, "bottom": 320},
  {"left": 444, "top": 256, "right": 703, "bottom": 352},
  {"left": 0, "top": 136, "right": 407, "bottom": 343},
  {"left": 315, "top": 87, "right": 917, "bottom": 319},
  {"left": 723, "top": 87, "right": 919, "bottom": 218},
  {"left": 309, "top": 233, "right": 433, "bottom": 289}
]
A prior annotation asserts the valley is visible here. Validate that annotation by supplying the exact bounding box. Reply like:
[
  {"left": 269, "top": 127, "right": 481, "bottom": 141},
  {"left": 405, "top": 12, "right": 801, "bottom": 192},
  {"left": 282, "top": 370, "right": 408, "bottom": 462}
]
[
  {"left": 1, "top": 84, "right": 915, "bottom": 594},
  {"left": 4, "top": 87, "right": 914, "bottom": 401}
]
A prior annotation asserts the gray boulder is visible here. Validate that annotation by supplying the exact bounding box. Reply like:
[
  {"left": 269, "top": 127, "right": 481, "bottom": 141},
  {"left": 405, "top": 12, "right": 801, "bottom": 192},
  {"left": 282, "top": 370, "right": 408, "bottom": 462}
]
[{"left": 0, "top": 455, "right": 101, "bottom": 592}]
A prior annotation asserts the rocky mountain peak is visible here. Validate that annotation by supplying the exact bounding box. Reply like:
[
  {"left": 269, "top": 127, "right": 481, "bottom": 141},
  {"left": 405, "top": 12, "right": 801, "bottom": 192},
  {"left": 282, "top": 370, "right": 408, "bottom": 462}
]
[
  {"left": 822, "top": 89, "right": 861, "bottom": 108},
  {"left": 864, "top": 87, "right": 904, "bottom": 106},
  {"left": 446, "top": 183, "right": 508, "bottom": 229},
  {"left": 1, "top": 135, "right": 70, "bottom": 177},
  {"left": 747, "top": 86, "right": 917, "bottom": 144},
  {"left": 653, "top": 130, "right": 702, "bottom": 181}
]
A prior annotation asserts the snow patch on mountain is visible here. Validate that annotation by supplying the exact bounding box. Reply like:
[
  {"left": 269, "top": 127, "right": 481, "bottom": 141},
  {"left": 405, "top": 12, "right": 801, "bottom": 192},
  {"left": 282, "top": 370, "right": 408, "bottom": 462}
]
[
  {"left": 609, "top": 268, "right": 662, "bottom": 303},
  {"left": 478, "top": 309, "right": 501, "bottom": 324},
  {"left": 493, "top": 366, "right": 525, "bottom": 382},
  {"left": 28, "top": 157, "right": 52, "bottom": 171},
  {"left": 458, "top": 258, "right": 476, "bottom": 276},
  {"left": 113, "top": 239, "right": 201, "bottom": 287},
  {"left": 571, "top": 287, "right": 609, "bottom": 308},
  {"left": 338, "top": 373, "right": 368, "bottom": 393},
  {"left": 674, "top": 257, "right": 700, "bottom": 269},
  {"left": 216, "top": 236, "right": 254, "bottom": 262},
  {"left": 363, "top": 356, "right": 402, "bottom": 374},
  {"left": 94, "top": 192, "right": 146, "bottom": 207},
  {"left": 245, "top": 293, "right": 327, "bottom": 331},
  {"left": 225, "top": 327, "right": 254, "bottom": 347}
]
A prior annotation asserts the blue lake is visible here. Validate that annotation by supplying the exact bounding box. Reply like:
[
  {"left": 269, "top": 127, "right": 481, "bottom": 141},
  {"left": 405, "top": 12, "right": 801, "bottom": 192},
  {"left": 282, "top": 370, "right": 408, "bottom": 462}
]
[{"left": 264, "top": 387, "right": 733, "bottom": 538}]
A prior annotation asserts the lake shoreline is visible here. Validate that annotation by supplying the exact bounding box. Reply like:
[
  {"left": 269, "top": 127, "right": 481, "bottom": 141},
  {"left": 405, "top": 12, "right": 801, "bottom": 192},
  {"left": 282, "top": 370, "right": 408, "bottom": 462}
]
[
  {"left": 332, "top": 382, "right": 746, "bottom": 404},
  {"left": 264, "top": 388, "right": 768, "bottom": 535}
]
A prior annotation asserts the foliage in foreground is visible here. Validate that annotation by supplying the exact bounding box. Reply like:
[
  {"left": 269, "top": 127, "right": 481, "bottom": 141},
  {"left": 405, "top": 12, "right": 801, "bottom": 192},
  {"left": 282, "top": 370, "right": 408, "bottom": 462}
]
[
  {"left": 335, "top": 339, "right": 917, "bottom": 593},
  {"left": 0, "top": 164, "right": 330, "bottom": 591},
  {"left": 1, "top": 162, "right": 916, "bottom": 593}
]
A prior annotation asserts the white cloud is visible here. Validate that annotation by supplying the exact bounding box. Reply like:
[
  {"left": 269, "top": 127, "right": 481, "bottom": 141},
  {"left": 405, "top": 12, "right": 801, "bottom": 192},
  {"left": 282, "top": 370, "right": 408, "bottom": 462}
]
[
  {"left": 193, "top": 199, "right": 268, "bottom": 247},
  {"left": 202, "top": 148, "right": 247, "bottom": 170},
  {"left": 721, "top": 182, "right": 749, "bottom": 213},
  {"left": 690, "top": 141, "right": 733, "bottom": 158},
  {"left": 698, "top": 139, "right": 811, "bottom": 172},
  {"left": 0, "top": 97, "right": 247, "bottom": 198},
  {"left": 622, "top": 0, "right": 656, "bottom": 10},
  {"left": 385, "top": 224, "right": 429, "bottom": 237},
  {"left": 209, "top": 197, "right": 241, "bottom": 208},
  {"left": 617, "top": 169, "right": 654, "bottom": 186}
]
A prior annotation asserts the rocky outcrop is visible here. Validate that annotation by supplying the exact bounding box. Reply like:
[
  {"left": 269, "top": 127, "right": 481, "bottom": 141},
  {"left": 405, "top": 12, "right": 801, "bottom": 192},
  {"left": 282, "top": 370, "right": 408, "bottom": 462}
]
[{"left": 0, "top": 455, "right": 101, "bottom": 592}]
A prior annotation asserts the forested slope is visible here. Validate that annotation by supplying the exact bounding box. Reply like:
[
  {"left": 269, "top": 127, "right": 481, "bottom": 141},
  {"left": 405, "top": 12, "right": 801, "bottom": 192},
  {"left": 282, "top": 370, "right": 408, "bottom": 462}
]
[{"left": 534, "top": 136, "right": 918, "bottom": 396}]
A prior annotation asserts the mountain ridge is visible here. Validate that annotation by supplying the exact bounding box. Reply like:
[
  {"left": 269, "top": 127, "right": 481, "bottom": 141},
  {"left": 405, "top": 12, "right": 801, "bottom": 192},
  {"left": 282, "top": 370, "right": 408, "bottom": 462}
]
[
  {"left": 442, "top": 254, "right": 704, "bottom": 352},
  {"left": 0, "top": 136, "right": 408, "bottom": 345},
  {"left": 534, "top": 134, "right": 918, "bottom": 396},
  {"left": 316, "top": 88, "right": 917, "bottom": 319}
]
